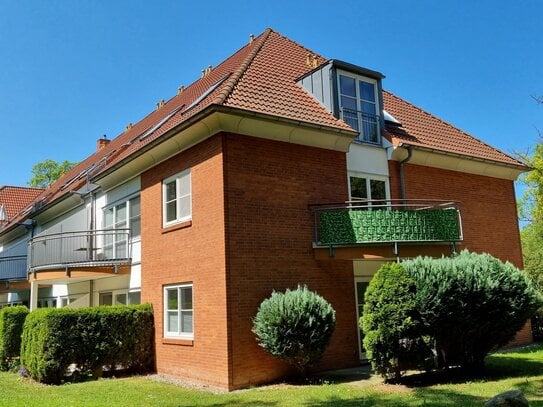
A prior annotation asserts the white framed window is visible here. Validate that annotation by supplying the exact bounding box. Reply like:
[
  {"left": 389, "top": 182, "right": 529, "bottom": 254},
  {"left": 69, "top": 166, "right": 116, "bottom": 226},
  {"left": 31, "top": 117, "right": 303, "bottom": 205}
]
[
  {"left": 163, "top": 170, "right": 192, "bottom": 227},
  {"left": 104, "top": 195, "right": 141, "bottom": 238},
  {"left": 103, "top": 195, "right": 140, "bottom": 259},
  {"left": 337, "top": 70, "right": 380, "bottom": 144},
  {"left": 164, "top": 283, "right": 193, "bottom": 339},
  {"left": 349, "top": 174, "right": 389, "bottom": 203}
]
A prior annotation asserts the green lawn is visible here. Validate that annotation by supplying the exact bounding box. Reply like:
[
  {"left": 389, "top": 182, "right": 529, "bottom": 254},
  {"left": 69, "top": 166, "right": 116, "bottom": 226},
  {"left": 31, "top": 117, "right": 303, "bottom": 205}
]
[{"left": 2, "top": 346, "right": 543, "bottom": 406}]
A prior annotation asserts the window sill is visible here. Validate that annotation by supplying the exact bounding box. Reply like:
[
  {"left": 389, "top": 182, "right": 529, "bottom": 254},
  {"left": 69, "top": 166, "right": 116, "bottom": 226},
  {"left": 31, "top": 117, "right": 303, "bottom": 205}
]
[
  {"left": 162, "top": 337, "right": 194, "bottom": 346},
  {"left": 161, "top": 220, "right": 192, "bottom": 234}
]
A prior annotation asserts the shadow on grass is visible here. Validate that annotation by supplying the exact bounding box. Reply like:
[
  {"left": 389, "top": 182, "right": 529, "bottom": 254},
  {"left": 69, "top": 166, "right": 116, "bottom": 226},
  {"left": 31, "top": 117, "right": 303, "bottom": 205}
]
[
  {"left": 175, "top": 401, "right": 279, "bottom": 407},
  {"left": 300, "top": 388, "right": 488, "bottom": 407},
  {"left": 394, "top": 351, "right": 543, "bottom": 388},
  {"left": 309, "top": 365, "right": 373, "bottom": 385}
]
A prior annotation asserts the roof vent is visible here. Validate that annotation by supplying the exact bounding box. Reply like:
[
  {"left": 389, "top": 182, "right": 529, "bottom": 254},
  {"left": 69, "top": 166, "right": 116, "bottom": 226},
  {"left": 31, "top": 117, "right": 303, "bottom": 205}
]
[
  {"left": 156, "top": 99, "right": 165, "bottom": 110},
  {"left": 178, "top": 85, "right": 185, "bottom": 95},
  {"left": 249, "top": 34, "right": 255, "bottom": 44},
  {"left": 125, "top": 123, "right": 133, "bottom": 131}
]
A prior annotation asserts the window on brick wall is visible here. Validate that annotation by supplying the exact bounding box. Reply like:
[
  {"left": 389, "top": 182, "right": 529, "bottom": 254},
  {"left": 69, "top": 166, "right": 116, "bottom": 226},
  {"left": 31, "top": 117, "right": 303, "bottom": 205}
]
[
  {"left": 164, "top": 283, "right": 193, "bottom": 339},
  {"left": 162, "top": 169, "right": 192, "bottom": 227}
]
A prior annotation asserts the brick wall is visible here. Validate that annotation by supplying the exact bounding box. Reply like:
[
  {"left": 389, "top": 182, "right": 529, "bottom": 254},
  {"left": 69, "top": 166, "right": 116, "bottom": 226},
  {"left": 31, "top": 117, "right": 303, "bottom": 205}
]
[
  {"left": 223, "top": 134, "right": 359, "bottom": 389},
  {"left": 140, "top": 134, "right": 529, "bottom": 390},
  {"left": 389, "top": 161, "right": 523, "bottom": 267},
  {"left": 140, "top": 135, "right": 231, "bottom": 389}
]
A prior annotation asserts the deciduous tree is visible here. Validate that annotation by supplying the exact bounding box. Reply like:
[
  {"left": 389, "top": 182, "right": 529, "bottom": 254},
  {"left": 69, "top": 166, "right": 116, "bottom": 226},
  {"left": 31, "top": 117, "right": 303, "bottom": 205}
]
[{"left": 28, "top": 159, "right": 77, "bottom": 188}]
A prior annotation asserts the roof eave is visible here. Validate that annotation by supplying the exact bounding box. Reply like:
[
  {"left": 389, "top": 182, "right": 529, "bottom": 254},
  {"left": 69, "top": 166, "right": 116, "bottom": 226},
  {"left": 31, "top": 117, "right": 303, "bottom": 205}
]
[
  {"left": 392, "top": 142, "right": 530, "bottom": 181},
  {"left": 331, "top": 60, "right": 385, "bottom": 80},
  {"left": 91, "top": 104, "right": 357, "bottom": 188}
]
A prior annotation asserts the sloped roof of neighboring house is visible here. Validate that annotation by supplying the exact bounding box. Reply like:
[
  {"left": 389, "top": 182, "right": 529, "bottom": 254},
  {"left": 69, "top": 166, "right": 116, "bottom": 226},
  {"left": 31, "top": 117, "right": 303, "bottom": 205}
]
[
  {"left": 0, "top": 186, "right": 43, "bottom": 221},
  {"left": 0, "top": 28, "right": 528, "bottom": 230},
  {"left": 382, "top": 91, "right": 526, "bottom": 167}
]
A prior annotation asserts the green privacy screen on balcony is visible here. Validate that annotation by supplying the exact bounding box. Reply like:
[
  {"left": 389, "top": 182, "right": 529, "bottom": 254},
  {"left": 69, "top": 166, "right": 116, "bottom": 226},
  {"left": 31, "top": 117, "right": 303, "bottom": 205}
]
[{"left": 317, "top": 208, "right": 461, "bottom": 245}]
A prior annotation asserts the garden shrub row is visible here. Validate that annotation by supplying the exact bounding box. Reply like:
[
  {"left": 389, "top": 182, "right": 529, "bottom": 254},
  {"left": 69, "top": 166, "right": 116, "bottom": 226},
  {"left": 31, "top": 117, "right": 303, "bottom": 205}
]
[
  {"left": 0, "top": 305, "right": 29, "bottom": 370},
  {"left": 362, "top": 250, "right": 543, "bottom": 381},
  {"left": 20, "top": 304, "right": 154, "bottom": 384}
]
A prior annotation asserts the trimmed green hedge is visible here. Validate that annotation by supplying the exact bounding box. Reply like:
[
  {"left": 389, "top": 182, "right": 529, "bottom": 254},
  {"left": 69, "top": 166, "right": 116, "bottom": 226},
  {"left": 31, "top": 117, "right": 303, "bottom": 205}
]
[
  {"left": 318, "top": 208, "right": 460, "bottom": 244},
  {"left": 0, "top": 306, "right": 29, "bottom": 370},
  {"left": 20, "top": 304, "right": 154, "bottom": 384}
]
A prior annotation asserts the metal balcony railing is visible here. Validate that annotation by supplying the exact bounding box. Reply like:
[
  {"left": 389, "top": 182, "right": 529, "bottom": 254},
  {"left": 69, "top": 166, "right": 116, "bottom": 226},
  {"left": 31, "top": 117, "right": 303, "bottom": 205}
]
[
  {"left": 340, "top": 109, "right": 380, "bottom": 144},
  {"left": 0, "top": 255, "right": 27, "bottom": 281},
  {"left": 311, "top": 200, "right": 463, "bottom": 246},
  {"left": 28, "top": 229, "right": 131, "bottom": 272}
]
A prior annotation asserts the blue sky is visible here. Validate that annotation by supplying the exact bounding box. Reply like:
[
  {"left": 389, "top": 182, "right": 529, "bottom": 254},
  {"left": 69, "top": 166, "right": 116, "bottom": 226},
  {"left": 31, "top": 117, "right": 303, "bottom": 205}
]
[{"left": 0, "top": 0, "right": 541, "bottom": 187}]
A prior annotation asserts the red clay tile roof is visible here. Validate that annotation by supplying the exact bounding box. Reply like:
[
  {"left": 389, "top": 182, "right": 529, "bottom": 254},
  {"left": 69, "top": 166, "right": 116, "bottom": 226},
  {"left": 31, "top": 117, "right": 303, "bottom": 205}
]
[
  {"left": 0, "top": 186, "right": 43, "bottom": 220},
  {"left": 383, "top": 91, "right": 526, "bottom": 167},
  {"left": 223, "top": 31, "right": 351, "bottom": 129},
  {"left": 0, "top": 28, "right": 528, "bottom": 230},
  {"left": 16, "top": 29, "right": 350, "bottom": 212}
]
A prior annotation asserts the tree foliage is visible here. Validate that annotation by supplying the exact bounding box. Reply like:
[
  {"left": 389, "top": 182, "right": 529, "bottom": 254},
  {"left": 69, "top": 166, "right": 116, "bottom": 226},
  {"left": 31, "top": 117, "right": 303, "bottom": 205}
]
[
  {"left": 522, "top": 220, "right": 543, "bottom": 290},
  {"left": 517, "top": 97, "right": 543, "bottom": 337},
  {"left": 28, "top": 159, "right": 78, "bottom": 188},
  {"left": 252, "top": 285, "right": 336, "bottom": 375}
]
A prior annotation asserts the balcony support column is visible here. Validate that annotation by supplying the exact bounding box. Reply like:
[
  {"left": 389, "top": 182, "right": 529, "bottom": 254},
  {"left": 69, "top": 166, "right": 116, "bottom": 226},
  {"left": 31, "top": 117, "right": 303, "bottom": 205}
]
[{"left": 30, "top": 280, "right": 39, "bottom": 311}]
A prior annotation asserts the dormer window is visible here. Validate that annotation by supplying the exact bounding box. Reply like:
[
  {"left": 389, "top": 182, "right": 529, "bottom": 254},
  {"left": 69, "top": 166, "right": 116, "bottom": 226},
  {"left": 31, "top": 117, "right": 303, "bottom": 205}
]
[{"left": 338, "top": 71, "right": 380, "bottom": 144}]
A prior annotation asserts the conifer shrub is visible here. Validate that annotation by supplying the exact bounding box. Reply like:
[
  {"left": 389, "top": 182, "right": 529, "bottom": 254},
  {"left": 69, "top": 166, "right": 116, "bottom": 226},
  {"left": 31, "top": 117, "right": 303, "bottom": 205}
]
[
  {"left": 402, "top": 250, "right": 543, "bottom": 370},
  {"left": 0, "top": 306, "right": 29, "bottom": 370},
  {"left": 361, "top": 263, "right": 430, "bottom": 381},
  {"left": 252, "top": 285, "right": 336, "bottom": 374},
  {"left": 20, "top": 304, "right": 154, "bottom": 384}
]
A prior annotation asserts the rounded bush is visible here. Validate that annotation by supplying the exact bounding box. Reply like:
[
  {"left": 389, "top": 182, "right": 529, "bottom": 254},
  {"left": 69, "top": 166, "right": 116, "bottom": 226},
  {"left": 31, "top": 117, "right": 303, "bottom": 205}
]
[
  {"left": 252, "top": 285, "right": 336, "bottom": 373},
  {"left": 361, "top": 263, "right": 429, "bottom": 381}
]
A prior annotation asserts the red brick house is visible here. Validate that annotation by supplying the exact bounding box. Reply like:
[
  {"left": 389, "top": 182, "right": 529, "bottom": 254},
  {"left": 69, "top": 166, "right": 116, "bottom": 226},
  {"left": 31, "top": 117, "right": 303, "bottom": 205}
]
[{"left": 0, "top": 28, "right": 529, "bottom": 390}]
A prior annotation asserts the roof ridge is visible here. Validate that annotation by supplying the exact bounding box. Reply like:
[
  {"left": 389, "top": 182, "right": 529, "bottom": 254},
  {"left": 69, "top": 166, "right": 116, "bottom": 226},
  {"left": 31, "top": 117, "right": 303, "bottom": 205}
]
[
  {"left": 383, "top": 90, "right": 525, "bottom": 166},
  {"left": 0, "top": 185, "right": 44, "bottom": 191},
  {"left": 270, "top": 28, "right": 325, "bottom": 61},
  {"left": 211, "top": 28, "right": 272, "bottom": 105}
]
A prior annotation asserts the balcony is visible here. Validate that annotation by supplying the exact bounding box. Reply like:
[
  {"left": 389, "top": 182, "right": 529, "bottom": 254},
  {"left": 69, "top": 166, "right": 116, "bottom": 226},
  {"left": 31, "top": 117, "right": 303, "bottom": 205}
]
[
  {"left": 340, "top": 109, "right": 380, "bottom": 144},
  {"left": 28, "top": 229, "right": 131, "bottom": 276},
  {"left": 0, "top": 255, "right": 27, "bottom": 281},
  {"left": 311, "top": 200, "right": 462, "bottom": 257}
]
